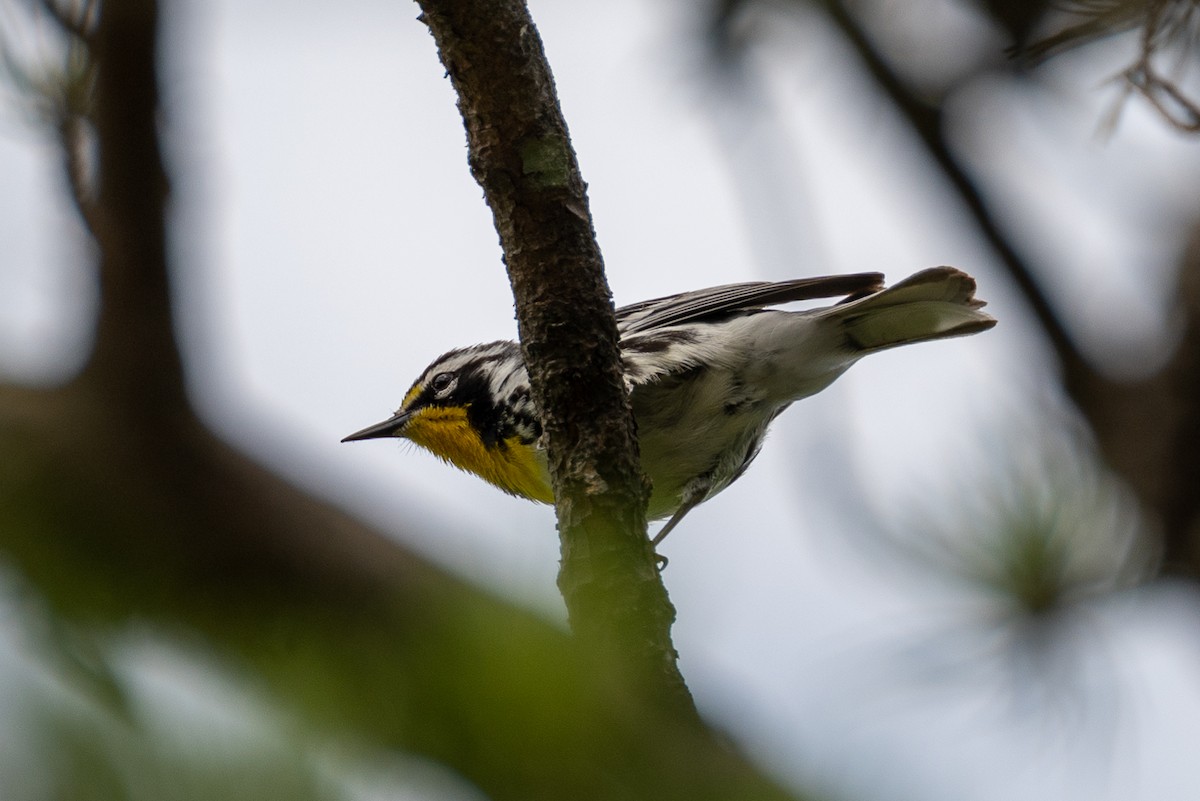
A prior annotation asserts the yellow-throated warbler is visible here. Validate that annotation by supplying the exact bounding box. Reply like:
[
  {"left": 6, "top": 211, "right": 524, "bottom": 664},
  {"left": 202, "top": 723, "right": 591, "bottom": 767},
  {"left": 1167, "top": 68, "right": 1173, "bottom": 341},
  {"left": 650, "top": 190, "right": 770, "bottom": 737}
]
[{"left": 343, "top": 267, "right": 995, "bottom": 544}]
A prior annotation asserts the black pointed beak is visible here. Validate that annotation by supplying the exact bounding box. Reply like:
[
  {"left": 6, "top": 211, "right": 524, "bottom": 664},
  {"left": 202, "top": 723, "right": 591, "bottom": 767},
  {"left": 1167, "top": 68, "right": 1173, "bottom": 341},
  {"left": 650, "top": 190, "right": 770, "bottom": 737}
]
[{"left": 341, "top": 411, "right": 411, "bottom": 443}]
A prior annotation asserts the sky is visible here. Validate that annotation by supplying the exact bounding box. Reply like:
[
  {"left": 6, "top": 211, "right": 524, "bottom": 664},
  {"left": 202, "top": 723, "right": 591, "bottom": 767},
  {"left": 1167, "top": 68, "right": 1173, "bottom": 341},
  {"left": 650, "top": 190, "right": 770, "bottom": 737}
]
[{"left": 3, "top": 0, "right": 1200, "bottom": 799}]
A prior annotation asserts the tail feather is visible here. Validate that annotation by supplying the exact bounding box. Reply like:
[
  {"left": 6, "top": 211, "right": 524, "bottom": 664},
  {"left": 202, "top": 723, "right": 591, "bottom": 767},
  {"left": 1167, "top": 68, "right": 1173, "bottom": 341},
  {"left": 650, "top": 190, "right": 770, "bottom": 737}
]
[{"left": 833, "top": 267, "right": 996, "bottom": 352}]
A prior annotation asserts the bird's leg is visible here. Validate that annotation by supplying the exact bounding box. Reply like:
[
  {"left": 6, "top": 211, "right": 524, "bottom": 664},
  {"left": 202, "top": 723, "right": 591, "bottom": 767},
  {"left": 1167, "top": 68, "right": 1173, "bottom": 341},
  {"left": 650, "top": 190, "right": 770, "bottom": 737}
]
[{"left": 650, "top": 489, "right": 705, "bottom": 568}]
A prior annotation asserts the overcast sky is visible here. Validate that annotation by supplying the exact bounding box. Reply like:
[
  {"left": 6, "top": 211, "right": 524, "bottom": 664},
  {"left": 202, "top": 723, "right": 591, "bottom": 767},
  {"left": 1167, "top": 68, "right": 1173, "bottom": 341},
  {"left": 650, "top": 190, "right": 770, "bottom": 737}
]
[{"left": 3, "top": 1, "right": 1200, "bottom": 799}]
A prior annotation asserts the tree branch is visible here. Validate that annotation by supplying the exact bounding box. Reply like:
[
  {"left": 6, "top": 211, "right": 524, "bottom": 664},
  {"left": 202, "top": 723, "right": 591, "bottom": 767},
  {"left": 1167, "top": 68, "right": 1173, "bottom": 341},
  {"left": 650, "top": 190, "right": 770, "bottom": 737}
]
[
  {"left": 0, "top": 382, "right": 801, "bottom": 801},
  {"left": 413, "top": 0, "right": 698, "bottom": 718},
  {"left": 0, "top": 2, "right": 808, "bottom": 795}
]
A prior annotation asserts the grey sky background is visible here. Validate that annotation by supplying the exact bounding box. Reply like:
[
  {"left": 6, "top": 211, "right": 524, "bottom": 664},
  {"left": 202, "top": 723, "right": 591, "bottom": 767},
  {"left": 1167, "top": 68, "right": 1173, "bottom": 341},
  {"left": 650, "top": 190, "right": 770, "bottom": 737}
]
[{"left": 3, "top": 1, "right": 1200, "bottom": 799}]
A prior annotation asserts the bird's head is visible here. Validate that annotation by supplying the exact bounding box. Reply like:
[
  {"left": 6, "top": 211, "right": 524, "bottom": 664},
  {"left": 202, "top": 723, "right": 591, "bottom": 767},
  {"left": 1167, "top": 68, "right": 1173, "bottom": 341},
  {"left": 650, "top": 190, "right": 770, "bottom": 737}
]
[{"left": 341, "top": 341, "right": 552, "bottom": 503}]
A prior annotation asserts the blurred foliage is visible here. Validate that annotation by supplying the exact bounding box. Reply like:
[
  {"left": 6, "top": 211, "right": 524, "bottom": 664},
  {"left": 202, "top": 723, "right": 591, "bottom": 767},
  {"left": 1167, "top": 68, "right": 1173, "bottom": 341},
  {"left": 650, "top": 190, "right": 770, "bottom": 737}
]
[
  {"left": 1024, "top": 0, "right": 1174, "bottom": 59},
  {"left": 1026, "top": 0, "right": 1200, "bottom": 132},
  {"left": 0, "top": 0, "right": 93, "bottom": 126},
  {"left": 0, "top": 594, "right": 345, "bottom": 801},
  {"left": 702, "top": 0, "right": 1200, "bottom": 578},
  {"left": 0, "top": 3, "right": 812, "bottom": 800},
  {"left": 892, "top": 424, "right": 1155, "bottom": 617},
  {"left": 2, "top": 0, "right": 1200, "bottom": 800},
  {"left": 8, "top": 703, "right": 342, "bottom": 801},
  {"left": 822, "top": 424, "right": 1160, "bottom": 745}
]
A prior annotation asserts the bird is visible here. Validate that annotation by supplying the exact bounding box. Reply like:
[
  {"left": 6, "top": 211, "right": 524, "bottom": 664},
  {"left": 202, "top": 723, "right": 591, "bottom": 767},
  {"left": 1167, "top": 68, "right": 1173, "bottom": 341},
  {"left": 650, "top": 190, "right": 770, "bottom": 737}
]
[{"left": 343, "top": 267, "right": 995, "bottom": 546}]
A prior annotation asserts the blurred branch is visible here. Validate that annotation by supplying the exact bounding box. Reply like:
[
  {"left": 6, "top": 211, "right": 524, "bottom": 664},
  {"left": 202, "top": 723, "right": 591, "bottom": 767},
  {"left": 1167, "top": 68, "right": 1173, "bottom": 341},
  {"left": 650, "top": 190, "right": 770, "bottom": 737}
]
[
  {"left": 1127, "top": 61, "right": 1200, "bottom": 131},
  {"left": 1, "top": 375, "right": 806, "bottom": 800},
  {"left": 80, "top": 0, "right": 184, "bottom": 420},
  {"left": 37, "top": 0, "right": 98, "bottom": 42},
  {"left": 1124, "top": 0, "right": 1200, "bottom": 132},
  {"left": 0, "top": 2, "right": 809, "bottom": 798},
  {"left": 701, "top": 0, "right": 1200, "bottom": 575},
  {"left": 1, "top": 0, "right": 186, "bottom": 413},
  {"left": 820, "top": 0, "right": 1096, "bottom": 396},
  {"left": 1023, "top": 0, "right": 1156, "bottom": 61},
  {"left": 1158, "top": 224, "right": 1200, "bottom": 572},
  {"left": 977, "top": 0, "right": 1056, "bottom": 46},
  {"left": 1, "top": 1, "right": 96, "bottom": 223},
  {"left": 1025, "top": 0, "right": 1200, "bottom": 133},
  {"left": 823, "top": 0, "right": 1200, "bottom": 575},
  {"left": 414, "top": 0, "right": 698, "bottom": 720}
]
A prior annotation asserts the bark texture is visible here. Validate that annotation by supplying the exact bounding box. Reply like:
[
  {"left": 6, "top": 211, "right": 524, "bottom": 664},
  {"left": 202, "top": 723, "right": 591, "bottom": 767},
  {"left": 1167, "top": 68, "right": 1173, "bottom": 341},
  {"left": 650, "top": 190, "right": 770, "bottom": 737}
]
[
  {"left": 415, "top": 0, "right": 697, "bottom": 717},
  {"left": 0, "top": 1, "right": 804, "bottom": 798}
]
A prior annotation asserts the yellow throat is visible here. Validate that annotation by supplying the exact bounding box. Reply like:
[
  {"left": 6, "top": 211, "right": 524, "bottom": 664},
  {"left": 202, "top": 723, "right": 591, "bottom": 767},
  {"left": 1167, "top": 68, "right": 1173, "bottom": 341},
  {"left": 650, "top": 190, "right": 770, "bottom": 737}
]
[{"left": 403, "top": 405, "right": 554, "bottom": 504}]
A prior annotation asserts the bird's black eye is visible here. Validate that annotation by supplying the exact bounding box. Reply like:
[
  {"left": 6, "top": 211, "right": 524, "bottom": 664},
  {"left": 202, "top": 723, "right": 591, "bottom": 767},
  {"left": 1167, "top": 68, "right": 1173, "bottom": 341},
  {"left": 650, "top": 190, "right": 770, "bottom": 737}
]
[{"left": 430, "top": 372, "right": 455, "bottom": 395}]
